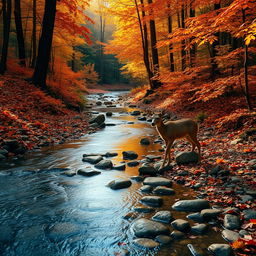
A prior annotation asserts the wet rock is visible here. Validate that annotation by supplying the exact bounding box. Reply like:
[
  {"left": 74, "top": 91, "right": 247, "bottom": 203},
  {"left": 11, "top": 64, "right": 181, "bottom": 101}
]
[
  {"left": 140, "top": 138, "right": 150, "bottom": 145},
  {"left": 170, "top": 231, "right": 185, "bottom": 240},
  {"left": 113, "top": 164, "right": 126, "bottom": 171},
  {"left": 208, "top": 244, "right": 232, "bottom": 256},
  {"left": 143, "top": 177, "right": 172, "bottom": 187},
  {"left": 61, "top": 170, "right": 77, "bottom": 177},
  {"left": 140, "top": 185, "right": 153, "bottom": 193},
  {"left": 82, "top": 155, "right": 103, "bottom": 164},
  {"left": 108, "top": 179, "right": 132, "bottom": 190},
  {"left": 138, "top": 116, "right": 147, "bottom": 121},
  {"left": 130, "top": 110, "right": 141, "bottom": 116},
  {"left": 0, "top": 149, "right": 8, "bottom": 156},
  {"left": 240, "top": 195, "right": 253, "bottom": 203},
  {"left": 155, "top": 235, "right": 172, "bottom": 244},
  {"left": 131, "top": 176, "right": 144, "bottom": 182},
  {"left": 243, "top": 209, "right": 256, "bottom": 220},
  {"left": 127, "top": 161, "right": 140, "bottom": 167},
  {"left": 245, "top": 190, "right": 256, "bottom": 198},
  {"left": 77, "top": 169, "right": 101, "bottom": 177},
  {"left": 153, "top": 186, "right": 175, "bottom": 195},
  {"left": 154, "top": 163, "right": 173, "bottom": 173},
  {"left": 139, "top": 165, "right": 157, "bottom": 175},
  {"left": 140, "top": 196, "right": 163, "bottom": 207},
  {"left": 146, "top": 155, "right": 162, "bottom": 161},
  {"left": 104, "top": 152, "right": 118, "bottom": 157},
  {"left": 152, "top": 211, "right": 172, "bottom": 224},
  {"left": 106, "top": 112, "right": 112, "bottom": 117},
  {"left": 89, "top": 114, "right": 105, "bottom": 125},
  {"left": 49, "top": 222, "right": 79, "bottom": 236},
  {"left": 175, "top": 151, "right": 199, "bottom": 164},
  {"left": 191, "top": 224, "right": 207, "bottom": 235},
  {"left": 187, "top": 212, "right": 204, "bottom": 222},
  {"left": 131, "top": 218, "right": 169, "bottom": 238},
  {"left": 96, "top": 101, "right": 102, "bottom": 105},
  {"left": 224, "top": 214, "right": 240, "bottom": 230},
  {"left": 201, "top": 209, "right": 222, "bottom": 219},
  {"left": 0, "top": 154, "right": 6, "bottom": 160},
  {"left": 133, "top": 238, "right": 159, "bottom": 249},
  {"left": 222, "top": 229, "right": 240, "bottom": 243},
  {"left": 209, "top": 165, "right": 222, "bottom": 176},
  {"left": 94, "top": 160, "right": 113, "bottom": 169},
  {"left": 171, "top": 219, "right": 190, "bottom": 232},
  {"left": 129, "top": 104, "right": 137, "bottom": 108},
  {"left": 134, "top": 206, "right": 155, "bottom": 213},
  {"left": 172, "top": 199, "right": 210, "bottom": 212},
  {"left": 122, "top": 151, "right": 138, "bottom": 160},
  {"left": 123, "top": 212, "right": 137, "bottom": 220}
]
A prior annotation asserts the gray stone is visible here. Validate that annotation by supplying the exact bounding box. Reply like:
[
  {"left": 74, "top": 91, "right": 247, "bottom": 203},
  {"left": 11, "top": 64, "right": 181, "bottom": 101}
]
[
  {"left": 96, "top": 101, "right": 102, "bottom": 105},
  {"left": 222, "top": 229, "right": 240, "bottom": 242},
  {"left": 94, "top": 160, "right": 113, "bottom": 169},
  {"left": 201, "top": 209, "right": 222, "bottom": 219},
  {"left": 127, "top": 161, "right": 140, "bottom": 167},
  {"left": 104, "top": 152, "right": 118, "bottom": 157},
  {"left": 170, "top": 231, "right": 185, "bottom": 240},
  {"left": 172, "top": 199, "right": 210, "bottom": 212},
  {"left": 153, "top": 186, "right": 175, "bottom": 195},
  {"left": 140, "top": 138, "right": 150, "bottom": 145},
  {"left": 131, "top": 218, "right": 169, "bottom": 238},
  {"left": 187, "top": 212, "right": 204, "bottom": 222},
  {"left": 139, "top": 165, "right": 157, "bottom": 175},
  {"left": 108, "top": 179, "right": 132, "bottom": 190},
  {"left": 123, "top": 212, "right": 137, "bottom": 220},
  {"left": 152, "top": 211, "right": 172, "bottom": 223},
  {"left": 171, "top": 219, "right": 190, "bottom": 232},
  {"left": 89, "top": 114, "right": 105, "bottom": 125},
  {"left": 175, "top": 151, "right": 199, "bottom": 164},
  {"left": 0, "top": 149, "right": 8, "bottom": 156},
  {"left": 131, "top": 176, "right": 144, "bottom": 182},
  {"left": 239, "top": 229, "right": 249, "bottom": 237},
  {"left": 140, "top": 196, "right": 163, "bottom": 207},
  {"left": 140, "top": 185, "right": 153, "bottom": 193},
  {"left": 138, "top": 116, "right": 147, "bottom": 121},
  {"left": 0, "top": 154, "right": 6, "bottom": 160},
  {"left": 243, "top": 209, "right": 256, "bottom": 220},
  {"left": 224, "top": 214, "right": 240, "bottom": 230},
  {"left": 155, "top": 235, "right": 172, "bottom": 244},
  {"left": 77, "top": 169, "right": 101, "bottom": 177},
  {"left": 122, "top": 151, "right": 138, "bottom": 160},
  {"left": 61, "top": 170, "right": 77, "bottom": 177},
  {"left": 106, "top": 112, "right": 112, "bottom": 117},
  {"left": 246, "top": 190, "right": 256, "bottom": 198},
  {"left": 208, "top": 244, "right": 232, "bottom": 256},
  {"left": 82, "top": 155, "right": 103, "bottom": 164},
  {"left": 113, "top": 164, "right": 126, "bottom": 171},
  {"left": 130, "top": 110, "right": 141, "bottom": 116},
  {"left": 134, "top": 206, "right": 155, "bottom": 213},
  {"left": 143, "top": 177, "right": 172, "bottom": 187},
  {"left": 133, "top": 238, "right": 159, "bottom": 249},
  {"left": 191, "top": 224, "right": 208, "bottom": 234},
  {"left": 146, "top": 155, "right": 162, "bottom": 161},
  {"left": 240, "top": 195, "right": 253, "bottom": 203}
]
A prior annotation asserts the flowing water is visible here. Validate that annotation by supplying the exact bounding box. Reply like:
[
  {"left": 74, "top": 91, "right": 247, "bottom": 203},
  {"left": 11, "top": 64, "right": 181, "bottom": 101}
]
[{"left": 0, "top": 92, "right": 225, "bottom": 256}]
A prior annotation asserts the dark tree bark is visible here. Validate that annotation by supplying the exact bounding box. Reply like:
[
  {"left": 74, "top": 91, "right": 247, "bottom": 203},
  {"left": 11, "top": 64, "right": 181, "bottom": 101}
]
[
  {"left": 147, "top": 0, "right": 162, "bottom": 88},
  {"left": 167, "top": 2, "right": 174, "bottom": 72},
  {"left": 32, "top": 0, "right": 57, "bottom": 88},
  {"left": 0, "top": 0, "right": 12, "bottom": 74},
  {"left": 181, "top": 5, "right": 186, "bottom": 71},
  {"left": 14, "top": 0, "right": 26, "bottom": 66},
  {"left": 189, "top": 1, "right": 196, "bottom": 67},
  {"left": 30, "top": 0, "right": 37, "bottom": 68}
]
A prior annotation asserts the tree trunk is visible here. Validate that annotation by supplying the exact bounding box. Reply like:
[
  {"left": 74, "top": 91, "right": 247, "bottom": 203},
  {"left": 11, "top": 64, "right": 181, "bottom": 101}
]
[
  {"left": 167, "top": 2, "right": 174, "bottom": 72},
  {"left": 189, "top": 1, "right": 196, "bottom": 67},
  {"left": 147, "top": 0, "right": 161, "bottom": 88},
  {"left": 181, "top": 5, "right": 186, "bottom": 71},
  {"left": 32, "top": 0, "right": 57, "bottom": 89},
  {"left": 0, "top": 0, "right": 12, "bottom": 74},
  {"left": 14, "top": 0, "right": 26, "bottom": 66},
  {"left": 31, "top": 0, "right": 37, "bottom": 68}
]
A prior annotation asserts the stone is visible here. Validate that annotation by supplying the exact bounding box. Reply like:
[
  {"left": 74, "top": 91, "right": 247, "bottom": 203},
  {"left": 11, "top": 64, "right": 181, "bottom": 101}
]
[
  {"left": 96, "top": 101, "right": 102, "bottom": 105},
  {"left": 131, "top": 218, "right": 169, "bottom": 238},
  {"left": 187, "top": 212, "right": 204, "bottom": 222},
  {"left": 155, "top": 235, "right": 172, "bottom": 244},
  {"left": 140, "top": 185, "right": 153, "bottom": 193},
  {"left": 89, "top": 114, "right": 105, "bottom": 125},
  {"left": 140, "top": 196, "right": 163, "bottom": 207},
  {"left": 146, "top": 155, "right": 162, "bottom": 161},
  {"left": 209, "top": 165, "right": 222, "bottom": 176},
  {"left": 152, "top": 211, "right": 172, "bottom": 224},
  {"left": 208, "top": 244, "right": 232, "bottom": 256},
  {"left": 246, "top": 190, "right": 256, "bottom": 198},
  {"left": 191, "top": 224, "right": 208, "bottom": 235},
  {"left": 171, "top": 219, "right": 190, "bottom": 232},
  {"left": 104, "top": 152, "right": 118, "bottom": 157},
  {"left": 131, "top": 176, "right": 144, "bottom": 182},
  {"left": 140, "top": 138, "right": 150, "bottom": 145},
  {"left": 106, "top": 112, "right": 112, "bottom": 117},
  {"left": 134, "top": 206, "right": 155, "bottom": 213},
  {"left": 170, "top": 231, "right": 185, "bottom": 240},
  {"left": 133, "top": 238, "right": 159, "bottom": 249},
  {"left": 82, "top": 155, "right": 103, "bottom": 164},
  {"left": 240, "top": 195, "right": 253, "bottom": 203},
  {"left": 201, "top": 209, "right": 222, "bottom": 219},
  {"left": 113, "top": 164, "right": 126, "bottom": 171},
  {"left": 175, "top": 151, "right": 199, "bottom": 164},
  {"left": 108, "top": 179, "right": 132, "bottom": 190},
  {"left": 123, "top": 212, "right": 137, "bottom": 220},
  {"left": 139, "top": 165, "right": 157, "bottom": 175},
  {"left": 143, "top": 177, "right": 172, "bottom": 187},
  {"left": 239, "top": 230, "right": 249, "bottom": 237},
  {"left": 243, "top": 209, "right": 256, "bottom": 220},
  {"left": 224, "top": 214, "right": 240, "bottom": 230},
  {"left": 77, "top": 169, "right": 101, "bottom": 177},
  {"left": 0, "top": 149, "right": 8, "bottom": 156},
  {"left": 94, "top": 160, "right": 113, "bottom": 169},
  {"left": 61, "top": 170, "right": 77, "bottom": 177},
  {"left": 138, "top": 116, "right": 147, "bottom": 121},
  {"left": 230, "top": 138, "right": 243, "bottom": 145},
  {"left": 130, "top": 110, "right": 141, "bottom": 116},
  {"left": 222, "top": 229, "right": 240, "bottom": 243},
  {"left": 172, "top": 199, "right": 210, "bottom": 212},
  {"left": 0, "top": 154, "right": 6, "bottom": 160},
  {"left": 153, "top": 186, "right": 175, "bottom": 195},
  {"left": 122, "top": 151, "right": 138, "bottom": 160},
  {"left": 127, "top": 161, "right": 140, "bottom": 167}
]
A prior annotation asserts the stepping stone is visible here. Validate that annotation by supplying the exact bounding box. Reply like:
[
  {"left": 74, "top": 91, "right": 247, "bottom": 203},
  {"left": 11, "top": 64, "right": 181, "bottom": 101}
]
[
  {"left": 127, "top": 161, "right": 140, "bottom": 167},
  {"left": 82, "top": 155, "right": 103, "bottom": 164},
  {"left": 133, "top": 238, "right": 159, "bottom": 249},
  {"left": 107, "top": 179, "right": 132, "bottom": 190},
  {"left": 140, "top": 196, "right": 163, "bottom": 207},
  {"left": 155, "top": 235, "right": 172, "bottom": 244},
  {"left": 134, "top": 206, "right": 155, "bottom": 213},
  {"left": 140, "top": 138, "right": 150, "bottom": 145},
  {"left": 77, "top": 169, "right": 101, "bottom": 177},
  {"left": 191, "top": 224, "right": 208, "bottom": 235},
  {"left": 175, "top": 151, "right": 199, "bottom": 164},
  {"left": 172, "top": 199, "right": 210, "bottom": 212},
  {"left": 61, "top": 170, "right": 77, "bottom": 177},
  {"left": 171, "top": 219, "right": 190, "bottom": 232},
  {"left": 152, "top": 211, "right": 172, "bottom": 224},
  {"left": 140, "top": 185, "right": 153, "bottom": 193},
  {"left": 94, "top": 160, "right": 113, "bottom": 169},
  {"left": 104, "top": 152, "right": 118, "bottom": 157},
  {"left": 201, "top": 209, "right": 222, "bottom": 219},
  {"left": 208, "top": 244, "right": 232, "bottom": 256},
  {"left": 139, "top": 165, "right": 157, "bottom": 175},
  {"left": 243, "top": 209, "right": 256, "bottom": 220},
  {"left": 130, "top": 110, "right": 141, "bottom": 116},
  {"left": 113, "top": 164, "right": 126, "bottom": 171},
  {"left": 146, "top": 155, "right": 162, "bottom": 161},
  {"left": 224, "top": 214, "right": 240, "bottom": 230},
  {"left": 143, "top": 177, "right": 172, "bottom": 187},
  {"left": 131, "top": 218, "right": 169, "bottom": 238},
  {"left": 170, "top": 231, "right": 185, "bottom": 240},
  {"left": 89, "top": 114, "right": 105, "bottom": 125},
  {"left": 187, "top": 212, "right": 204, "bottom": 222},
  {"left": 222, "top": 229, "right": 240, "bottom": 243},
  {"left": 122, "top": 151, "right": 138, "bottom": 160},
  {"left": 131, "top": 176, "right": 144, "bottom": 182},
  {"left": 153, "top": 186, "right": 175, "bottom": 195}
]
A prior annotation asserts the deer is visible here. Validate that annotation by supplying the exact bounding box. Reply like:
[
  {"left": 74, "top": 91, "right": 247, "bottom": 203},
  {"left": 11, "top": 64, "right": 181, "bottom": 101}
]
[{"left": 152, "top": 112, "right": 201, "bottom": 168}]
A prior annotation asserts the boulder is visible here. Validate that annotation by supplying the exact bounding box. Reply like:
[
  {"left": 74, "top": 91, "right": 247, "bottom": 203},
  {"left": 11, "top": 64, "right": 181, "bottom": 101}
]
[
  {"left": 140, "top": 185, "right": 153, "bottom": 193},
  {"left": 172, "top": 199, "right": 210, "bottom": 212},
  {"left": 153, "top": 186, "right": 175, "bottom": 195},
  {"left": 122, "top": 151, "right": 138, "bottom": 160},
  {"left": 170, "top": 231, "right": 185, "bottom": 240},
  {"left": 77, "top": 169, "right": 101, "bottom": 177},
  {"left": 140, "top": 138, "right": 150, "bottom": 145},
  {"left": 106, "top": 112, "right": 113, "bottom": 117},
  {"left": 82, "top": 155, "right": 103, "bottom": 164},
  {"left": 127, "top": 161, "right": 140, "bottom": 167},
  {"left": 89, "top": 114, "right": 105, "bottom": 125},
  {"left": 140, "top": 196, "right": 163, "bottom": 207},
  {"left": 139, "top": 165, "right": 157, "bottom": 175},
  {"left": 131, "top": 218, "right": 169, "bottom": 238},
  {"left": 187, "top": 212, "right": 204, "bottom": 222},
  {"left": 143, "top": 177, "right": 172, "bottom": 187},
  {"left": 133, "top": 238, "right": 159, "bottom": 249},
  {"left": 224, "top": 214, "right": 240, "bottom": 230},
  {"left": 108, "top": 179, "right": 132, "bottom": 190},
  {"left": 175, "top": 151, "right": 199, "bottom": 164},
  {"left": 191, "top": 224, "right": 208, "bottom": 235},
  {"left": 208, "top": 244, "right": 232, "bottom": 256},
  {"left": 152, "top": 211, "right": 172, "bottom": 224},
  {"left": 222, "top": 229, "right": 240, "bottom": 243},
  {"left": 155, "top": 235, "right": 172, "bottom": 244},
  {"left": 201, "top": 209, "right": 222, "bottom": 219},
  {"left": 171, "top": 219, "right": 190, "bottom": 232},
  {"left": 113, "top": 164, "right": 126, "bottom": 171},
  {"left": 94, "top": 160, "right": 113, "bottom": 169}
]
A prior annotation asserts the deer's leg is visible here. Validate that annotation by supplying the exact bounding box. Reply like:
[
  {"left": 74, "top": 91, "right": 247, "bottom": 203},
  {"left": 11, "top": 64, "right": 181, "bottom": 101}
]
[
  {"left": 161, "top": 140, "right": 173, "bottom": 168},
  {"left": 186, "top": 136, "right": 196, "bottom": 152},
  {"left": 166, "top": 139, "right": 174, "bottom": 166},
  {"left": 189, "top": 135, "right": 201, "bottom": 160}
]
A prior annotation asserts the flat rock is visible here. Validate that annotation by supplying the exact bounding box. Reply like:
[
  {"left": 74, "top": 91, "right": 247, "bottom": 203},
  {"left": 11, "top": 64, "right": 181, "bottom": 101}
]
[
  {"left": 131, "top": 176, "right": 144, "bottom": 182},
  {"left": 140, "top": 185, "right": 153, "bottom": 193},
  {"left": 106, "top": 112, "right": 112, "bottom": 117},
  {"left": 122, "top": 151, "right": 138, "bottom": 160},
  {"left": 134, "top": 206, "right": 155, "bottom": 213},
  {"left": 113, "top": 164, "right": 126, "bottom": 171},
  {"left": 153, "top": 186, "right": 175, "bottom": 195},
  {"left": 152, "top": 211, "right": 172, "bottom": 224},
  {"left": 146, "top": 155, "right": 162, "bottom": 161},
  {"left": 140, "top": 196, "right": 163, "bottom": 207},
  {"left": 82, "top": 155, "right": 103, "bottom": 164},
  {"left": 94, "top": 160, "right": 113, "bottom": 169},
  {"left": 104, "top": 152, "right": 118, "bottom": 157},
  {"left": 208, "top": 244, "right": 232, "bottom": 256},
  {"left": 172, "top": 199, "right": 210, "bottom": 212},
  {"left": 130, "top": 110, "right": 141, "bottom": 116},
  {"left": 139, "top": 165, "right": 157, "bottom": 175},
  {"left": 201, "top": 209, "right": 222, "bottom": 219},
  {"left": 224, "top": 214, "right": 240, "bottom": 230},
  {"left": 89, "top": 114, "right": 105, "bottom": 125},
  {"left": 108, "top": 179, "right": 132, "bottom": 190},
  {"left": 155, "top": 235, "right": 172, "bottom": 244},
  {"left": 143, "top": 177, "right": 172, "bottom": 187},
  {"left": 131, "top": 218, "right": 169, "bottom": 238},
  {"left": 187, "top": 212, "right": 204, "bottom": 222},
  {"left": 127, "top": 161, "right": 140, "bottom": 167},
  {"left": 133, "top": 238, "right": 159, "bottom": 249},
  {"left": 140, "top": 138, "right": 150, "bottom": 145},
  {"left": 171, "top": 219, "right": 190, "bottom": 232},
  {"left": 170, "top": 231, "right": 185, "bottom": 240},
  {"left": 222, "top": 229, "right": 240, "bottom": 243},
  {"left": 191, "top": 224, "right": 208, "bottom": 235},
  {"left": 61, "top": 170, "right": 77, "bottom": 177},
  {"left": 243, "top": 209, "right": 256, "bottom": 220},
  {"left": 77, "top": 169, "right": 101, "bottom": 177},
  {"left": 175, "top": 151, "right": 199, "bottom": 164}
]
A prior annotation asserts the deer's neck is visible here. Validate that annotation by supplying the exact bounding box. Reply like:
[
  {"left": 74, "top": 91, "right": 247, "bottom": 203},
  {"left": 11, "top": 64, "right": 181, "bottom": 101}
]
[{"left": 156, "top": 122, "right": 167, "bottom": 139}]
